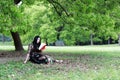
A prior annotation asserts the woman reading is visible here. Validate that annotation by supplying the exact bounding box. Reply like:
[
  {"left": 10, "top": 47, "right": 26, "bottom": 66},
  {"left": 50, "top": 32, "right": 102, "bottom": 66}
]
[{"left": 24, "top": 35, "right": 63, "bottom": 64}]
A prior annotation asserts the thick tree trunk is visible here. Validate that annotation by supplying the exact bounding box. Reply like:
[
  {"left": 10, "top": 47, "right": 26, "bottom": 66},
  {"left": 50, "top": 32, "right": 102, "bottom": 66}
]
[
  {"left": 118, "top": 34, "right": 120, "bottom": 46},
  {"left": 90, "top": 34, "right": 93, "bottom": 45},
  {"left": 10, "top": 31, "right": 24, "bottom": 51}
]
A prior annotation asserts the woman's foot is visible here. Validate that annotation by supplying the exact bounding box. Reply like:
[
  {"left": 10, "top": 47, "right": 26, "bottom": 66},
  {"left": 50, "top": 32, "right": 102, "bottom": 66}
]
[{"left": 55, "top": 60, "right": 63, "bottom": 63}]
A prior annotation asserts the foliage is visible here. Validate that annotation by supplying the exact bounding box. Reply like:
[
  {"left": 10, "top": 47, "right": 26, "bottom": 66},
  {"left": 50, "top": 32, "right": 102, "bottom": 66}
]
[
  {"left": 1, "top": 0, "right": 120, "bottom": 45},
  {"left": 21, "top": 1, "right": 59, "bottom": 44},
  {"left": 44, "top": 0, "right": 120, "bottom": 45},
  {"left": 0, "top": 0, "right": 26, "bottom": 33}
]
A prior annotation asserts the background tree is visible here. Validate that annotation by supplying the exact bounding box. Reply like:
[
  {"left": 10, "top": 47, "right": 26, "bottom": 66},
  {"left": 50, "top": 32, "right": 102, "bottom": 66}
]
[{"left": 110, "top": 5, "right": 120, "bottom": 45}]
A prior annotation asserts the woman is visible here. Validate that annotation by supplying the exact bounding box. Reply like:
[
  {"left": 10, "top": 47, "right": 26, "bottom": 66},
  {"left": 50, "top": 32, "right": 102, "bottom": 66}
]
[{"left": 24, "top": 35, "right": 63, "bottom": 64}]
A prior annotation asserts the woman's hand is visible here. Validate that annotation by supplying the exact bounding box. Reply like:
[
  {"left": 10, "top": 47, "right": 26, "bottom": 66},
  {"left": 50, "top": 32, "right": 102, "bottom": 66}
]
[
  {"left": 39, "top": 43, "right": 46, "bottom": 50},
  {"left": 24, "top": 61, "right": 27, "bottom": 64}
]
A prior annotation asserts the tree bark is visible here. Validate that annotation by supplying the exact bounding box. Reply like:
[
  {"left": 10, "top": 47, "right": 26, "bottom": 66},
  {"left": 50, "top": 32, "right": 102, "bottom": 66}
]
[
  {"left": 45, "top": 38, "right": 48, "bottom": 46},
  {"left": 56, "top": 25, "right": 64, "bottom": 40},
  {"left": 90, "top": 34, "right": 93, "bottom": 45},
  {"left": 108, "top": 37, "right": 112, "bottom": 45},
  {"left": 108, "top": 38, "right": 110, "bottom": 45},
  {"left": 118, "top": 34, "right": 120, "bottom": 46},
  {"left": 10, "top": 31, "right": 24, "bottom": 51},
  {"left": 2, "top": 34, "right": 5, "bottom": 43}
]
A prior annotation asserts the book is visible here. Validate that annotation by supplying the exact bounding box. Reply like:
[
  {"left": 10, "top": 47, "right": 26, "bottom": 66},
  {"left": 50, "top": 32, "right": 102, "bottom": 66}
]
[{"left": 39, "top": 43, "right": 46, "bottom": 50}]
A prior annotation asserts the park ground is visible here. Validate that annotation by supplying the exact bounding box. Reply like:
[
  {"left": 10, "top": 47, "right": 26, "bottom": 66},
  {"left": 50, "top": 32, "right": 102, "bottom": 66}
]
[{"left": 0, "top": 44, "right": 120, "bottom": 80}]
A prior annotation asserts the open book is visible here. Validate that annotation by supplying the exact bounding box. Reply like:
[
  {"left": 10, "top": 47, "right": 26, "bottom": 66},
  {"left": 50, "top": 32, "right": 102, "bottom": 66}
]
[{"left": 39, "top": 43, "right": 46, "bottom": 51}]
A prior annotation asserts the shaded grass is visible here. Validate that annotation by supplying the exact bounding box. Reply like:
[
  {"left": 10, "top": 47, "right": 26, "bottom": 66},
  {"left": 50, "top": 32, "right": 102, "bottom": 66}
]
[{"left": 0, "top": 45, "right": 120, "bottom": 80}]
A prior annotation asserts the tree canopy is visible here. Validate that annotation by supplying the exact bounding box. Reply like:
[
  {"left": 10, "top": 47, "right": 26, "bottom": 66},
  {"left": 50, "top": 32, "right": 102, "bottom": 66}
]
[{"left": 0, "top": 0, "right": 120, "bottom": 50}]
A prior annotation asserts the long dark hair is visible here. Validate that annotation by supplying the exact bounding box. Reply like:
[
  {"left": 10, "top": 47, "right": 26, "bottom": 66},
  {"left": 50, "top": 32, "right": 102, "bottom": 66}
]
[{"left": 32, "top": 35, "right": 41, "bottom": 49}]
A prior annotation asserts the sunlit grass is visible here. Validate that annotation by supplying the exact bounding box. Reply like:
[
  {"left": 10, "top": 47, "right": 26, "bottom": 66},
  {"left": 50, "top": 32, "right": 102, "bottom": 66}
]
[{"left": 45, "top": 44, "right": 120, "bottom": 52}]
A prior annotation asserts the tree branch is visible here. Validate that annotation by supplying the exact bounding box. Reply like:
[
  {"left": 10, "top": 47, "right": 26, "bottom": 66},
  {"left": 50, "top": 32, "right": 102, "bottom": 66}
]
[
  {"left": 47, "top": 0, "right": 69, "bottom": 17},
  {"left": 47, "top": 0, "right": 62, "bottom": 16}
]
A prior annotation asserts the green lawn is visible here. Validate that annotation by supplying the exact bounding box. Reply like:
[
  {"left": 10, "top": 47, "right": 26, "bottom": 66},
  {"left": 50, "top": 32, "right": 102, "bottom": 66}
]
[{"left": 0, "top": 45, "right": 120, "bottom": 80}]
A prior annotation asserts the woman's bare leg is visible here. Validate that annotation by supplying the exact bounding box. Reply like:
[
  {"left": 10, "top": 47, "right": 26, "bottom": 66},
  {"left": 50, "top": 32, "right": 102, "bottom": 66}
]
[
  {"left": 54, "top": 60, "right": 63, "bottom": 63},
  {"left": 45, "top": 55, "right": 63, "bottom": 63}
]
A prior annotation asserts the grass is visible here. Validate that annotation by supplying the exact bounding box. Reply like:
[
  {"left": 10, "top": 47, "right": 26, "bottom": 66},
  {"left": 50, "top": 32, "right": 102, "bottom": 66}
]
[{"left": 0, "top": 44, "right": 120, "bottom": 80}]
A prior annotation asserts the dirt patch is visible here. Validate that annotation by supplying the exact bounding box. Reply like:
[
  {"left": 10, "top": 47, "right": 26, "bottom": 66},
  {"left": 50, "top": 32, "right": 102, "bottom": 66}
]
[
  {"left": 0, "top": 51, "right": 26, "bottom": 64},
  {"left": 0, "top": 51, "right": 26, "bottom": 58}
]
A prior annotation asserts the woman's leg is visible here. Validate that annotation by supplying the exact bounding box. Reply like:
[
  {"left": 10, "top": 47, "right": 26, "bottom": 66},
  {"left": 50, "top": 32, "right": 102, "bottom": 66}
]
[
  {"left": 45, "top": 55, "right": 63, "bottom": 64},
  {"left": 38, "top": 56, "right": 46, "bottom": 60},
  {"left": 54, "top": 59, "right": 63, "bottom": 63}
]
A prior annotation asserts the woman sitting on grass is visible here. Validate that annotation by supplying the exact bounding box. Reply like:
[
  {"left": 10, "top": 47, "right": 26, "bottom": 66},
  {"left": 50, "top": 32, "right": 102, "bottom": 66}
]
[{"left": 24, "top": 35, "right": 63, "bottom": 64}]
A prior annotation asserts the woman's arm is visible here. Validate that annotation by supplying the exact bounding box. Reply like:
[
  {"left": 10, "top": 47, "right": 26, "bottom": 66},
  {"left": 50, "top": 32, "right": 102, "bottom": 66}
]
[
  {"left": 24, "top": 53, "right": 30, "bottom": 64},
  {"left": 24, "top": 44, "right": 33, "bottom": 64}
]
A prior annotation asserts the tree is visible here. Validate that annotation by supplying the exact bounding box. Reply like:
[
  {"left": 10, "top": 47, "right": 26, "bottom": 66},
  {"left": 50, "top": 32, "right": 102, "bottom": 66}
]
[
  {"left": 0, "top": 0, "right": 24, "bottom": 51},
  {"left": 0, "top": 0, "right": 36, "bottom": 51}
]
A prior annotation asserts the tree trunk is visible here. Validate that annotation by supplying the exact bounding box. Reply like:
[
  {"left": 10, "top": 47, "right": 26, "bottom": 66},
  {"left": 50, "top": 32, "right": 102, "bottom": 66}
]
[
  {"left": 108, "top": 37, "right": 112, "bottom": 45},
  {"left": 10, "top": 31, "right": 24, "bottom": 51},
  {"left": 56, "top": 25, "right": 64, "bottom": 40},
  {"left": 45, "top": 38, "right": 48, "bottom": 46},
  {"left": 90, "top": 34, "right": 93, "bottom": 45},
  {"left": 118, "top": 34, "right": 120, "bottom": 46},
  {"left": 2, "top": 34, "right": 5, "bottom": 43},
  {"left": 108, "top": 38, "right": 110, "bottom": 45}
]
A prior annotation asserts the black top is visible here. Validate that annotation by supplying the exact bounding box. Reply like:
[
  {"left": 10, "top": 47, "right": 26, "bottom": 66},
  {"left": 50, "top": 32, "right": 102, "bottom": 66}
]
[
  {"left": 29, "top": 52, "right": 48, "bottom": 64},
  {"left": 32, "top": 36, "right": 41, "bottom": 52}
]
